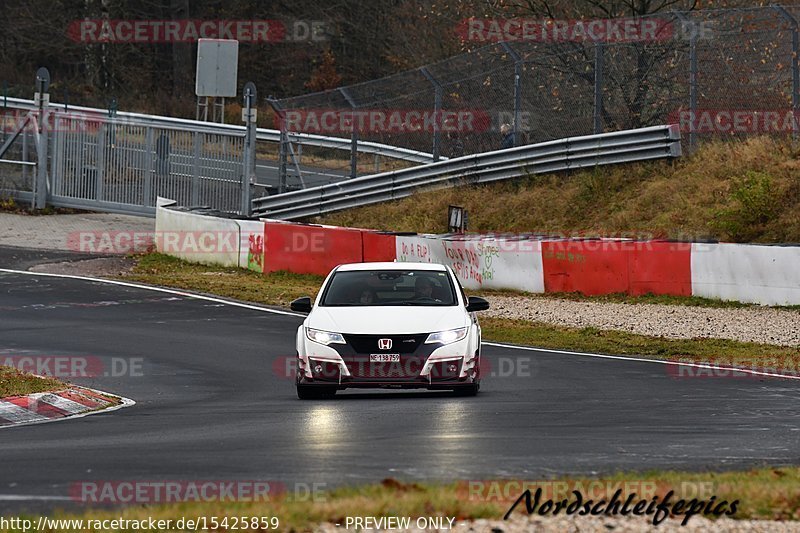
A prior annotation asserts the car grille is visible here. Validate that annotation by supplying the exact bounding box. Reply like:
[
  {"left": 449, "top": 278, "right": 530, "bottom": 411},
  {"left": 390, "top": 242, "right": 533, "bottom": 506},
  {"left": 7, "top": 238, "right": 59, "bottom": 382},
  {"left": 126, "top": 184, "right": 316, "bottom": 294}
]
[{"left": 343, "top": 334, "right": 427, "bottom": 354}]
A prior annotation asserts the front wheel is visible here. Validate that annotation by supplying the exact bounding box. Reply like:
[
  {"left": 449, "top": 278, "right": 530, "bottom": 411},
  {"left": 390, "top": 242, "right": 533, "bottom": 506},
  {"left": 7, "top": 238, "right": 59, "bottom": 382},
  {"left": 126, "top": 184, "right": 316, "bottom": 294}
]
[{"left": 297, "top": 385, "right": 337, "bottom": 400}]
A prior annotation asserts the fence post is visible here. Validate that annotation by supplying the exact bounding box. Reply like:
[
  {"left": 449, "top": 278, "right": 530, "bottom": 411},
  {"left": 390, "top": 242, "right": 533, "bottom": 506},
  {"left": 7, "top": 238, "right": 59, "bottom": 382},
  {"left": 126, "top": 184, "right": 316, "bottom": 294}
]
[
  {"left": 96, "top": 123, "right": 106, "bottom": 202},
  {"left": 267, "top": 97, "right": 288, "bottom": 194},
  {"left": 191, "top": 131, "right": 201, "bottom": 206},
  {"left": 675, "top": 12, "right": 698, "bottom": 151},
  {"left": 593, "top": 41, "right": 604, "bottom": 134},
  {"left": 34, "top": 67, "right": 50, "bottom": 209},
  {"left": 501, "top": 43, "right": 523, "bottom": 145},
  {"left": 774, "top": 6, "right": 799, "bottom": 140},
  {"left": 420, "top": 67, "right": 443, "bottom": 160},
  {"left": 22, "top": 122, "right": 28, "bottom": 191},
  {"left": 50, "top": 114, "right": 62, "bottom": 197},
  {"left": 143, "top": 126, "right": 153, "bottom": 206},
  {"left": 339, "top": 87, "right": 358, "bottom": 178},
  {"left": 241, "top": 82, "right": 257, "bottom": 216}
]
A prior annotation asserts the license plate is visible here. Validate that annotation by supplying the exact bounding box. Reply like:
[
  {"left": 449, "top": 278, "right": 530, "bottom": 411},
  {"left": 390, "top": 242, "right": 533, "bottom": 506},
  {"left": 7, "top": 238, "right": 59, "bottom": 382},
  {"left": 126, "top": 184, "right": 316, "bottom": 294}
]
[{"left": 369, "top": 354, "right": 400, "bottom": 363}]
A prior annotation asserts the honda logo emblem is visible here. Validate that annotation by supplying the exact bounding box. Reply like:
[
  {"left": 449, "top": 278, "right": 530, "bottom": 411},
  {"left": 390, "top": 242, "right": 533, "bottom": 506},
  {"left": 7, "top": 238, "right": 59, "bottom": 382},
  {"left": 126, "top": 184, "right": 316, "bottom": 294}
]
[{"left": 378, "top": 338, "right": 392, "bottom": 350}]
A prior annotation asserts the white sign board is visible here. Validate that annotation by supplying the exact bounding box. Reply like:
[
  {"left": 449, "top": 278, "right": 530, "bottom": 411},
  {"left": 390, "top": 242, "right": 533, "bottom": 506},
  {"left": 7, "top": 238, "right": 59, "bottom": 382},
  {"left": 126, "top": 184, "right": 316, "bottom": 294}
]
[{"left": 195, "top": 39, "right": 239, "bottom": 97}]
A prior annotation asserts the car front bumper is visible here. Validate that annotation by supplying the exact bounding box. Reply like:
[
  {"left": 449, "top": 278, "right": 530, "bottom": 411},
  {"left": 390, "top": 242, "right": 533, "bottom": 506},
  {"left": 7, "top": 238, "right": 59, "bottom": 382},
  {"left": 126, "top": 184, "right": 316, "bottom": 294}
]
[{"left": 297, "top": 333, "right": 479, "bottom": 389}]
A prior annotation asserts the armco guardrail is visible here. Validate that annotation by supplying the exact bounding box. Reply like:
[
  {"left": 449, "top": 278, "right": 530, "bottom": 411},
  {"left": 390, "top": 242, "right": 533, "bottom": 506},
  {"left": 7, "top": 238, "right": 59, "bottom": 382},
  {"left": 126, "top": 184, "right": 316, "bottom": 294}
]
[
  {"left": 252, "top": 125, "right": 682, "bottom": 220},
  {"left": 2, "top": 97, "right": 438, "bottom": 164}
]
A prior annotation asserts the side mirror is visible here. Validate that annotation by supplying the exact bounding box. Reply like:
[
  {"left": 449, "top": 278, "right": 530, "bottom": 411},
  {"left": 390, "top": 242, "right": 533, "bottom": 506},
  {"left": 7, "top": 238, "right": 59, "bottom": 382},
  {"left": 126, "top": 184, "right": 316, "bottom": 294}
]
[
  {"left": 290, "top": 296, "right": 313, "bottom": 313},
  {"left": 466, "top": 296, "right": 490, "bottom": 312}
]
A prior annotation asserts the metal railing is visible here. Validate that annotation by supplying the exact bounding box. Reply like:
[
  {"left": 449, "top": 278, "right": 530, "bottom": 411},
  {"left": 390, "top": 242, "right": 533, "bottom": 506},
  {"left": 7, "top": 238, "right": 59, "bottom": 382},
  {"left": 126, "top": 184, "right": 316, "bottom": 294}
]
[
  {"left": 2, "top": 97, "right": 438, "bottom": 164},
  {"left": 1, "top": 74, "right": 260, "bottom": 216},
  {"left": 252, "top": 125, "right": 681, "bottom": 220}
]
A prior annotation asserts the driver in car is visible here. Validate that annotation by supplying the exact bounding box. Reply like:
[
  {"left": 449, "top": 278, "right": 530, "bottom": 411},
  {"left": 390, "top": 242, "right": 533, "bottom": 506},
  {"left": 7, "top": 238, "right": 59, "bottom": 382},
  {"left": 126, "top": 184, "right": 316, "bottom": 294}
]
[{"left": 413, "top": 277, "right": 436, "bottom": 300}]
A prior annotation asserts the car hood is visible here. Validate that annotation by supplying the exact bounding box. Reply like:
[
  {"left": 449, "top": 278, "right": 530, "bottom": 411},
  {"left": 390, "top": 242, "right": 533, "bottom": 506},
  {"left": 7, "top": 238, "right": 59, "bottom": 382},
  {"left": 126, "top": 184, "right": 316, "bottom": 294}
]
[{"left": 307, "top": 306, "right": 469, "bottom": 334}]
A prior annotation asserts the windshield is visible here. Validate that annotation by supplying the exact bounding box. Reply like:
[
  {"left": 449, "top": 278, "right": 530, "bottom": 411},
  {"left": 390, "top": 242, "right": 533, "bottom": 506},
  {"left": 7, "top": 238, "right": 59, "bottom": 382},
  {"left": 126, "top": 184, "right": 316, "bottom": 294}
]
[{"left": 320, "top": 269, "right": 457, "bottom": 307}]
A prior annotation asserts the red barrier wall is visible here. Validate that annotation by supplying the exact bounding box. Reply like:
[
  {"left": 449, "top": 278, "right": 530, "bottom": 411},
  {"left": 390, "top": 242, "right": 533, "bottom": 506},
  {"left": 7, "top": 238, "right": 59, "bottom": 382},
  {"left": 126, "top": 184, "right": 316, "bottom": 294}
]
[
  {"left": 260, "top": 218, "right": 691, "bottom": 297},
  {"left": 542, "top": 240, "right": 691, "bottom": 296},
  {"left": 542, "top": 240, "right": 629, "bottom": 295},
  {"left": 629, "top": 241, "right": 692, "bottom": 296},
  {"left": 361, "top": 232, "right": 397, "bottom": 262},
  {"left": 263, "top": 222, "right": 364, "bottom": 276}
]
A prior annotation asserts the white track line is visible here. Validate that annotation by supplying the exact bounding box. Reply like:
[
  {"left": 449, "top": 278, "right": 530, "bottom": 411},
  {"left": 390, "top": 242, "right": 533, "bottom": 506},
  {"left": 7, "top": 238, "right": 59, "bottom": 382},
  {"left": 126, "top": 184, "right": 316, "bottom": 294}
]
[
  {"left": 0, "top": 268, "right": 302, "bottom": 317},
  {"left": 483, "top": 341, "right": 800, "bottom": 381},
  {"left": 2, "top": 268, "right": 797, "bottom": 382}
]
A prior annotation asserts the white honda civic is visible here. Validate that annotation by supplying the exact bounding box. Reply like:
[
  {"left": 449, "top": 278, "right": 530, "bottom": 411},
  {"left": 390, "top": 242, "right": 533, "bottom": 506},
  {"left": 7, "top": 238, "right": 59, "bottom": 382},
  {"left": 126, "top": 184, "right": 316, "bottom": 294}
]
[{"left": 290, "top": 262, "right": 490, "bottom": 399}]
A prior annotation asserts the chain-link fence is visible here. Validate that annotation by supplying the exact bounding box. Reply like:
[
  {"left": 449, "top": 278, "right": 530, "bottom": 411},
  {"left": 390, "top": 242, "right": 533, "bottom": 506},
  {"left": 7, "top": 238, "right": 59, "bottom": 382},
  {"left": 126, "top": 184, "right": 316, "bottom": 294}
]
[{"left": 274, "top": 5, "right": 800, "bottom": 167}]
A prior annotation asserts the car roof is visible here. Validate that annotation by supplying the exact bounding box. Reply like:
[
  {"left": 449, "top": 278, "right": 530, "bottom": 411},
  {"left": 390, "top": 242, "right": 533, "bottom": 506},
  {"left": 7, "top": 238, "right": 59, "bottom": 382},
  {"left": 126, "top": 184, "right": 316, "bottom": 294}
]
[{"left": 336, "top": 262, "right": 447, "bottom": 272}]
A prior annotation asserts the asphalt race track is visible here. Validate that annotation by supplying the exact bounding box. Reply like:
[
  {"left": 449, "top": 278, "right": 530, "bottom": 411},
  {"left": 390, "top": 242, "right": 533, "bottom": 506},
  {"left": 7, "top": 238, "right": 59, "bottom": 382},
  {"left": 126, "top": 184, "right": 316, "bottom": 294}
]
[{"left": 1, "top": 247, "right": 799, "bottom": 513}]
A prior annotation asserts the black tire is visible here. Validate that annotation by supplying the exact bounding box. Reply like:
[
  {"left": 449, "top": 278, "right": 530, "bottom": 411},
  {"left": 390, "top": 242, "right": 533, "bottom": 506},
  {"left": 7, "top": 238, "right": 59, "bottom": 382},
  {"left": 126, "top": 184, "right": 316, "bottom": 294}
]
[
  {"left": 296, "top": 385, "right": 337, "bottom": 400},
  {"left": 453, "top": 382, "right": 480, "bottom": 397}
]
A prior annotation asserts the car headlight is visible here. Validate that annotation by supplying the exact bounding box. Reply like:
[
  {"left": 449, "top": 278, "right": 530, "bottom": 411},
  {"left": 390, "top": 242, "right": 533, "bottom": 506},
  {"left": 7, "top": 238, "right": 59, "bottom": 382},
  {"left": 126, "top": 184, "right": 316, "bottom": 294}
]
[
  {"left": 305, "top": 327, "right": 346, "bottom": 346},
  {"left": 425, "top": 327, "right": 468, "bottom": 345}
]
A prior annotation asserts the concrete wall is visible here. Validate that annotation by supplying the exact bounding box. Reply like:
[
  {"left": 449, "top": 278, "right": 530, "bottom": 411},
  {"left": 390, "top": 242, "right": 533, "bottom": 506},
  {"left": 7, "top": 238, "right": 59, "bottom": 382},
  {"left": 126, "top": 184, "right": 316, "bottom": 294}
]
[{"left": 155, "top": 205, "right": 800, "bottom": 305}]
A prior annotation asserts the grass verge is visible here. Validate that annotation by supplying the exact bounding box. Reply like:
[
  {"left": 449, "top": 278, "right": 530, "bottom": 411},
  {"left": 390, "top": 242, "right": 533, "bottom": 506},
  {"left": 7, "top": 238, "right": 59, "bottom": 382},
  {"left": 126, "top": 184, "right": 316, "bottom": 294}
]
[
  {"left": 6, "top": 468, "right": 800, "bottom": 530},
  {"left": 0, "top": 196, "right": 85, "bottom": 216},
  {"left": 473, "top": 288, "right": 800, "bottom": 310},
  {"left": 0, "top": 366, "right": 65, "bottom": 397},
  {"left": 317, "top": 136, "right": 800, "bottom": 244},
  {"left": 123, "top": 253, "right": 324, "bottom": 308}
]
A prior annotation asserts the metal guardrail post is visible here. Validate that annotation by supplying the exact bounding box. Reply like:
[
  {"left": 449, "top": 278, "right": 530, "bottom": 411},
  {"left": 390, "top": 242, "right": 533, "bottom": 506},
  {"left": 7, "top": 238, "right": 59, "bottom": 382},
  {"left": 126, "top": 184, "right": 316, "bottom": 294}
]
[
  {"left": 420, "top": 67, "right": 443, "bottom": 160},
  {"left": 339, "top": 87, "right": 359, "bottom": 179},
  {"left": 593, "top": 41, "right": 604, "bottom": 134},
  {"left": 500, "top": 43, "right": 523, "bottom": 146},
  {"left": 675, "top": 12, "right": 698, "bottom": 151},
  {"left": 774, "top": 6, "right": 800, "bottom": 140},
  {"left": 241, "top": 82, "right": 257, "bottom": 216}
]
